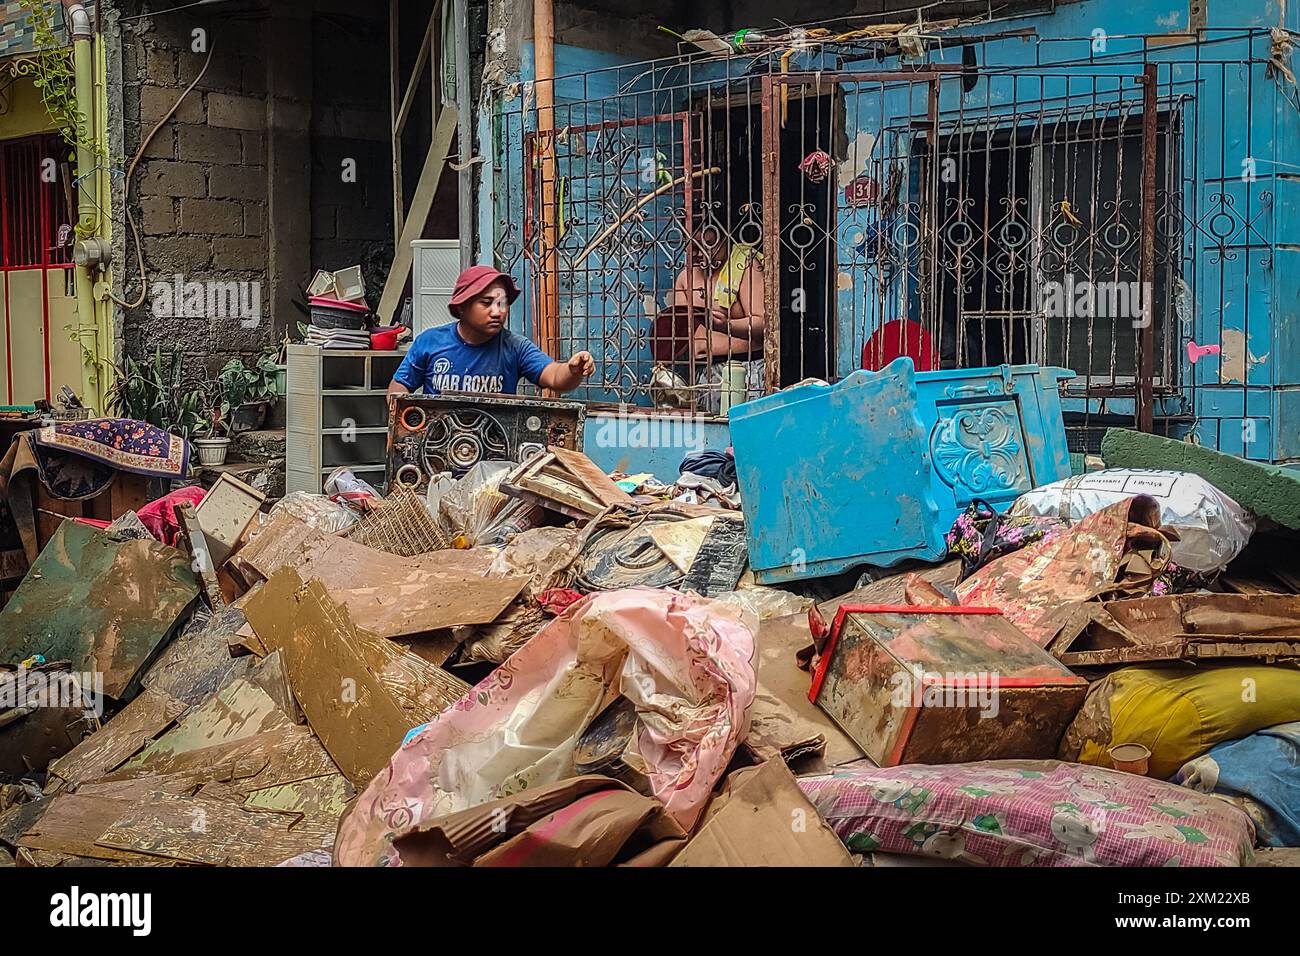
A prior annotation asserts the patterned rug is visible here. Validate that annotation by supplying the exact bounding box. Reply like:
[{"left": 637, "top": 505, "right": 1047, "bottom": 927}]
[{"left": 33, "top": 419, "right": 190, "bottom": 479}]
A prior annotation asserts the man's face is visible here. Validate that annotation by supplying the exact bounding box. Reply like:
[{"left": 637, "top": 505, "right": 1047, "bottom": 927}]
[{"left": 459, "top": 280, "right": 510, "bottom": 336}]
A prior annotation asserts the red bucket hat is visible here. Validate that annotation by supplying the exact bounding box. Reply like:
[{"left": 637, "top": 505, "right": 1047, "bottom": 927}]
[{"left": 448, "top": 265, "right": 521, "bottom": 316}]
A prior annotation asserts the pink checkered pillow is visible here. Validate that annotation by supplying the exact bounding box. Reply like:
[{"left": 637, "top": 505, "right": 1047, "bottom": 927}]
[{"left": 798, "top": 760, "right": 1255, "bottom": 867}]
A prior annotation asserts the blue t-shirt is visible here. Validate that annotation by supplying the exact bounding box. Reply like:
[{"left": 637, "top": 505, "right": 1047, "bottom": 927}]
[{"left": 391, "top": 324, "right": 553, "bottom": 395}]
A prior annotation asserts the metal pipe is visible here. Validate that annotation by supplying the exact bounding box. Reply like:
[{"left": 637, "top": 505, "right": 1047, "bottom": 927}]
[
  {"left": 454, "top": 0, "right": 473, "bottom": 269},
  {"left": 532, "top": 0, "right": 560, "bottom": 361},
  {"left": 61, "top": 0, "right": 102, "bottom": 410}
]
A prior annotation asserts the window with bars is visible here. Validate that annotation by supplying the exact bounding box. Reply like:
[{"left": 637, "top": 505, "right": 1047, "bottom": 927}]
[{"left": 0, "top": 134, "right": 75, "bottom": 269}]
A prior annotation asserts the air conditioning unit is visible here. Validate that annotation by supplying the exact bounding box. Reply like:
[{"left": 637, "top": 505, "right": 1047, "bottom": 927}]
[{"left": 411, "top": 239, "right": 461, "bottom": 335}]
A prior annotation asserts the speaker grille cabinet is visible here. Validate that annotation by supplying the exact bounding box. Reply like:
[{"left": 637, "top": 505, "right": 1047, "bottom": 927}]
[{"left": 387, "top": 392, "right": 586, "bottom": 492}]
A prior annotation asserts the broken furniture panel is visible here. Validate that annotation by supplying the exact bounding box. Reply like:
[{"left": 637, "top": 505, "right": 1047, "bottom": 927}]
[
  {"left": 501, "top": 446, "right": 635, "bottom": 520},
  {"left": 0, "top": 522, "right": 199, "bottom": 702},
  {"left": 810, "top": 605, "right": 1086, "bottom": 766},
  {"left": 194, "top": 472, "right": 265, "bottom": 568},
  {"left": 731, "top": 358, "right": 1072, "bottom": 584},
  {"left": 1053, "top": 593, "right": 1300, "bottom": 667},
  {"left": 45, "top": 686, "right": 187, "bottom": 791},
  {"left": 174, "top": 500, "right": 225, "bottom": 609}
]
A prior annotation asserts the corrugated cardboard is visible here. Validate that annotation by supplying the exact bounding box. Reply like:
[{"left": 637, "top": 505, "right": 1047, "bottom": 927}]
[
  {"left": 390, "top": 775, "right": 687, "bottom": 867},
  {"left": 670, "top": 758, "right": 855, "bottom": 867}
]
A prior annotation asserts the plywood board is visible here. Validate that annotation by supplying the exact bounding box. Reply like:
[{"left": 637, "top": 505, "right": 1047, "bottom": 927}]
[
  {"left": 648, "top": 515, "right": 716, "bottom": 574},
  {"left": 0, "top": 522, "right": 199, "bottom": 700},
  {"left": 18, "top": 792, "right": 181, "bottom": 863},
  {"left": 243, "top": 570, "right": 409, "bottom": 788},
  {"left": 95, "top": 795, "right": 337, "bottom": 867},
  {"left": 143, "top": 605, "right": 256, "bottom": 706},
  {"left": 237, "top": 513, "right": 492, "bottom": 588},
  {"left": 121, "top": 677, "right": 292, "bottom": 772},
  {"left": 234, "top": 514, "right": 516, "bottom": 635},
  {"left": 328, "top": 576, "right": 526, "bottom": 638},
  {"left": 103, "top": 725, "right": 337, "bottom": 794},
  {"left": 350, "top": 620, "right": 470, "bottom": 725},
  {"left": 243, "top": 772, "right": 352, "bottom": 820},
  {"left": 47, "top": 686, "right": 187, "bottom": 789}
]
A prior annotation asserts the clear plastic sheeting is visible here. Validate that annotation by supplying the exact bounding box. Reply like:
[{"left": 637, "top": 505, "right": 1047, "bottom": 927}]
[
  {"left": 1010, "top": 469, "right": 1255, "bottom": 574},
  {"left": 266, "top": 491, "right": 360, "bottom": 534},
  {"left": 433, "top": 461, "right": 542, "bottom": 549}
]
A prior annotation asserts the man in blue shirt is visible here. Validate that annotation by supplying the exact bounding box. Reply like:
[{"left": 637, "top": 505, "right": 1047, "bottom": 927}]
[{"left": 387, "top": 266, "right": 594, "bottom": 397}]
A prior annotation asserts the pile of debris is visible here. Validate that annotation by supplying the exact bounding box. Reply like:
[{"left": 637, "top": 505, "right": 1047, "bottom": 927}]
[{"left": 2, "top": 410, "right": 1299, "bottom": 867}]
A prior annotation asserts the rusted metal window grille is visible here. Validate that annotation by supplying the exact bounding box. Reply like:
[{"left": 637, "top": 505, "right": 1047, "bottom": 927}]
[
  {"left": 0, "top": 134, "right": 75, "bottom": 269},
  {"left": 497, "top": 28, "right": 1279, "bottom": 451}
]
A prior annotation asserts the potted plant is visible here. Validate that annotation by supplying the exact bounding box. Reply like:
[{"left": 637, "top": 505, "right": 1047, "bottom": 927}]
[
  {"left": 108, "top": 347, "right": 207, "bottom": 439},
  {"left": 217, "top": 353, "right": 279, "bottom": 434},
  {"left": 192, "top": 383, "right": 233, "bottom": 467}
]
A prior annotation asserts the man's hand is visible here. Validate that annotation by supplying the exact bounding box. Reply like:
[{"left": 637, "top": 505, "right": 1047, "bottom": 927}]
[
  {"left": 567, "top": 350, "right": 596, "bottom": 378},
  {"left": 540, "top": 351, "right": 596, "bottom": 393}
]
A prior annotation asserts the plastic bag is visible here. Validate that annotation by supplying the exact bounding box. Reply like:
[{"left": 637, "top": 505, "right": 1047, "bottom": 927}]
[
  {"left": 713, "top": 583, "right": 813, "bottom": 621},
  {"left": 334, "top": 587, "right": 757, "bottom": 866},
  {"left": 435, "top": 461, "right": 542, "bottom": 549},
  {"left": 325, "top": 466, "right": 379, "bottom": 514},
  {"left": 267, "top": 490, "right": 359, "bottom": 534},
  {"left": 1010, "top": 469, "right": 1254, "bottom": 574}
]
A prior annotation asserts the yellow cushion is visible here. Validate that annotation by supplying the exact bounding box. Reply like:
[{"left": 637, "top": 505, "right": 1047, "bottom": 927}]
[{"left": 1061, "top": 666, "right": 1300, "bottom": 779}]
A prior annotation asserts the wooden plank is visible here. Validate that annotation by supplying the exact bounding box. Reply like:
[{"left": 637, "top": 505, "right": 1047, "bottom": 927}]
[
  {"left": 103, "top": 725, "right": 337, "bottom": 794},
  {"left": 121, "top": 677, "right": 293, "bottom": 772},
  {"left": 95, "top": 796, "right": 337, "bottom": 867},
  {"left": 175, "top": 500, "right": 225, "bottom": 608},
  {"left": 377, "top": 105, "right": 460, "bottom": 323},
  {"left": 243, "top": 570, "right": 410, "bottom": 788},
  {"left": 548, "top": 446, "right": 636, "bottom": 508},
  {"left": 47, "top": 686, "right": 187, "bottom": 789},
  {"left": 389, "top": 0, "right": 404, "bottom": 245},
  {"left": 19, "top": 793, "right": 182, "bottom": 863},
  {"left": 394, "top": 12, "right": 435, "bottom": 139}
]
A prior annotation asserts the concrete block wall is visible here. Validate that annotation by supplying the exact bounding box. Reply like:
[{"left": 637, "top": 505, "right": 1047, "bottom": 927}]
[{"left": 119, "top": 4, "right": 274, "bottom": 377}]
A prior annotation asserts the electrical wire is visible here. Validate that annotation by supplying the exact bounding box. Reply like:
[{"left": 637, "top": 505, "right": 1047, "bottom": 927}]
[
  {"left": 118, "top": 0, "right": 230, "bottom": 23},
  {"left": 110, "top": 40, "right": 214, "bottom": 308}
]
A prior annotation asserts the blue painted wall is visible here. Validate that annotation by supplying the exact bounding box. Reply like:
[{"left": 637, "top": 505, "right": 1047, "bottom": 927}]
[{"left": 481, "top": 0, "right": 1300, "bottom": 462}]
